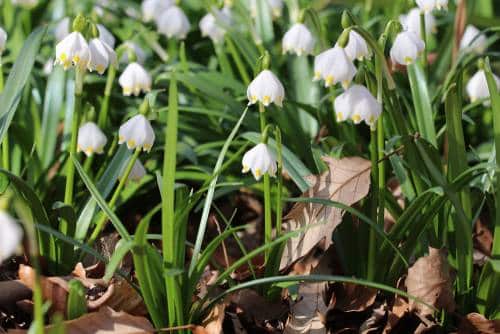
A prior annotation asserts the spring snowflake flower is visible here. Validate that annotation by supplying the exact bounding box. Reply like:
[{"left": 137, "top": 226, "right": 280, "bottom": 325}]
[
  {"left": 460, "top": 25, "right": 487, "bottom": 54},
  {"left": 390, "top": 31, "right": 425, "bottom": 66},
  {"left": 250, "top": 0, "right": 283, "bottom": 19},
  {"left": 282, "top": 23, "right": 315, "bottom": 56},
  {"left": 141, "top": 0, "right": 173, "bottom": 22},
  {"left": 11, "top": 0, "right": 38, "bottom": 8},
  {"left": 242, "top": 143, "right": 277, "bottom": 181},
  {"left": 0, "top": 27, "right": 7, "bottom": 54},
  {"left": 97, "top": 24, "right": 116, "bottom": 48},
  {"left": 340, "top": 30, "right": 371, "bottom": 61},
  {"left": 466, "top": 70, "right": 500, "bottom": 105},
  {"left": 0, "top": 211, "right": 23, "bottom": 263},
  {"left": 77, "top": 122, "right": 108, "bottom": 156},
  {"left": 55, "top": 31, "right": 90, "bottom": 70},
  {"left": 88, "top": 38, "right": 116, "bottom": 74},
  {"left": 118, "top": 114, "right": 155, "bottom": 152},
  {"left": 199, "top": 7, "right": 232, "bottom": 44},
  {"left": 118, "top": 62, "right": 152, "bottom": 96},
  {"left": 313, "top": 46, "right": 357, "bottom": 89},
  {"left": 120, "top": 159, "right": 147, "bottom": 183},
  {"left": 247, "top": 70, "right": 285, "bottom": 107},
  {"left": 400, "top": 8, "right": 436, "bottom": 38},
  {"left": 157, "top": 5, "right": 191, "bottom": 39},
  {"left": 120, "top": 41, "right": 146, "bottom": 64},
  {"left": 334, "top": 84, "right": 381, "bottom": 128}
]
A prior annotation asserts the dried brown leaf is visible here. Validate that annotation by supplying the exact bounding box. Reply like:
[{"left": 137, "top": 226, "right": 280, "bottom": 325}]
[
  {"left": 359, "top": 304, "right": 387, "bottom": 334},
  {"left": 230, "top": 289, "right": 287, "bottom": 324},
  {"left": 330, "top": 283, "right": 377, "bottom": 313},
  {"left": 8, "top": 307, "right": 154, "bottom": 334},
  {"left": 280, "top": 156, "right": 371, "bottom": 269},
  {"left": 458, "top": 313, "right": 500, "bottom": 334},
  {"left": 285, "top": 282, "right": 328, "bottom": 334},
  {"left": 88, "top": 278, "right": 147, "bottom": 316},
  {"left": 405, "top": 248, "right": 455, "bottom": 316},
  {"left": 382, "top": 279, "right": 409, "bottom": 334}
]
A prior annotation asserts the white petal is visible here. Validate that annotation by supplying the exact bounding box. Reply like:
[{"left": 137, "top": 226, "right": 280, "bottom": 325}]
[{"left": 0, "top": 212, "right": 23, "bottom": 263}]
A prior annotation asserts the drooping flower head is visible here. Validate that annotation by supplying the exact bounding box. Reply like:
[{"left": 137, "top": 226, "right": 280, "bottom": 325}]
[
  {"left": 0, "top": 211, "right": 23, "bottom": 263},
  {"left": 334, "top": 84, "right": 381, "bottom": 129},
  {"left": 242, "top": 143, "right": 277, "bottom": 181},
  {"left": 118, "top": 62, "right": 152, "bottom": 96},
  {"left": 400, "top": 8, "right": 436, "bottom": 38},
  {"left": 157, "top": 5, "right": 191, "bottom": 39},
  {"left": 390, "top": 31, "right": 425, "bottom": 66},
  {"left": 120, "top": 41, "right": 147, "bottom": 64},
  {"left": 88, "top": 38, "right": 117, "bottom": 74},
  {"left": 97, "top": 24, "right": 116, "bottom": 48},
  {"left": 199, "top": 7, "right": 232, "bottom": 44},
  {"left": 282, "top": 23, "right": 315, "bottom": 56},
  {"left": 77, "top": 122, "right": 108, "bottom": 156},
  {"left": 460, "top": 25, "right": 487, "bottom": 54},
  {"left": 339, "top": 30, "right": 371, "bottom": 61},
  {"left": 247, "top": 70, "right": 285, "bottom": 107},
  {"left": 313, "top": 46, "right": 357, "bottom": 88},
  {"left": 118, "top": 114, "right": 155, "bottom": 152},
  {"left": 141, "top": 0, "right": 173, "bottom": 22},
  {"left": 55, "top": 31, "right": 90, "bottom": 70},
  {"left": 466, "top": 70, "right": 500, "bottom": 105}
]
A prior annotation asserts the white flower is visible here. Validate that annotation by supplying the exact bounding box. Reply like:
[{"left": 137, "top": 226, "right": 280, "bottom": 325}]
[
  {"left": 334, "top": 84, "right": 381, "bottom": 128},
  {"left": 416, "top": 0, "right": 436, "bottom": 12},
  {"left": 466, "top": 70, "right": 500, "bottom": 105},
  {"left": 118, "top": 114, "right": 155, "bottom": 152},
  {"left": 340, "top": 30, "right": 371, "bottom": 61},
  {"left": 142, "top": 0, "right": 173, "bottom": 22},
  {"left": 55, "top": 31, "right": 90, "bottom": 70},
  {"left": 242, "top": 143, "right": 277, "bottom": 180},
  {"left": 460, "top": 25, "right": 487, "bottom": 54},
  {"left": 389, "top": 31, "right": 425, "bottom": 65},
  {"left": 77, "top": 122, "right": 108, "bottom": 156},
  {"left": 436, "top": 0, "right": 448, "bottom": 10},
  {"left": 0, "top": 27, "right": 7, "bottom": 54},
  {"left": 97, "top": 24, "right": 116, "bottom": 48},
  {"left": 120, "top": 41, "right": 147, "bottom": 64},
  {"left": 54, "top": 17, "right": 70, "bottom": 42},
  {"left": 118, "top": 62, "right": 152, "bottom": 96},
  {"left": 157, "top": 5, "right": 191, "bottom": 39},
  {"left": 313, "top": 46, "right": 357, "bottom": 88},
  {"left": 250, "top": 0, "right": 283, "bottom": 19},
  {"left": 199, "top": 7, "right": 232, "bottom": 44},
  {"left": 0, "top": 211, "right": 23, "bottom": 263},
  {"left": 400, "top": 8, "right": 436, "bottom": 38},
  {"left": 11, "top": 0, "right": 38, "bottom": 8},
  {"left": 88, "top": 38, "right": 116, "bottom": 74},
  {"left": 121, "top": 159, "right": 147, "bottom": 183},
  {"left": 247, "top": 70, "right": 285, "bottom": 107},
  {"left": 282, "top": 23, "right": 315, "bottom": 56}
]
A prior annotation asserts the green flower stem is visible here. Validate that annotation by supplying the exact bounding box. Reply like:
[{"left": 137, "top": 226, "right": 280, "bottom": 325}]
[
  {"left": 88, "top": 147, "right": 141, "bottom": 245},
  {"left": 259, "top": 103, "right": 273, "bottom": 263},
  {"left": 162, "top": 70, "right": 184, "bottom": 328},
  {"left": 98, "top": 65, "right": 116, "bottom": 129},
  {"left": 226, "top": 36, "right": 250, "bottom": 85},
  {"left": 367, "top": 128, "right": 379, "bottom": 281},
  {"left": 0, "top": 55, "right": 8, "bottom": 171}
]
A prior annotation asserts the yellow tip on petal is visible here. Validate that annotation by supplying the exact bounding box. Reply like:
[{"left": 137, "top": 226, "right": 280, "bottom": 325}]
[
  {"left": 336, "top": 112, "right": 344, "bottom": 122},
  {"left": 404, "top": 57, "right": 413, "bottom": 65},
  {"left": 255, "top": 168, "right": 261, "bottom": 178},
  {"left": 242, "top": 165, "right": 249, "bottom": 173},
  {"left": 262, "top": 96, "right": 271, "bottom": 105},
  {"left": 127, "top": 139, "right": 136, "bottom": 148},
  {"left": 325, "top": 75, "right": 334, "bottom": 87},
  {"left": 352, "top": 114, "right": 361, "bottom": 123},
  {"left": 118, "top": 136, "right": 125, "bottom": 143}
]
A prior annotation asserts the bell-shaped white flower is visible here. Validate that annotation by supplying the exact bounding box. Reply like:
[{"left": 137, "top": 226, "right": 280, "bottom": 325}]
[
  {"left": 242, "top": 143, "right": 277, "bottom": 181},
  {"left": 247, "top": 70, "right": 285, "bottom": 107},
  {"left": 54, "top": 17, "right": 70, "bottom": 42},
  {"left": 157, "top": 5, "right": 191, "bottom": 39},
  {"left": 120, "top": 159, "right": 147, "bottom": 183},
  {"left": 55, "top": 31, "right": 90, "bottom": 70},
  {"left": 77, "top": 122, "right": 108, "bottom": 156},
  {"left": 118, "top": 62, "right": 152, "bottom": 96},
  {"left": 340, "top": 30, "right": 371, "bottom": 61},
  {"left": 466, "top": 70, "right": 500, "bottom": 105},
  {"left": 11, "top": 0, "right": 38, "bottom": 8},
  {"left": 0, "top": 211, "right": 23, "bottom": 263},
  {"left": 416, "top": 0, "right": 436, "bottom": 12},
  {"left": 460, "top": 25, "right": 487, "bottom": 54},
  {"left": 282, "top": 23, "right": 315, "bottom": 56},
  {"left": 400, "top": 8, "right": 436, "bottom": 38},
  {"left": 390, "top": 31, "right": 425, "bottom": 66},
  {"left": 118, "top": 114, "right": 155, "bottom": 152},
  {"left": 0, "top": 27, "right": 7, "bottom": 54},
  {"left": 334, "top": 84, "right": 381, "bottom": 128},
  {"left": 199, "top": 7, "right": 232, "bottom": 44},
  {"left": 142, "top": 0, "right": 173, "bottom": 22},
  {"left": 97, "top": 24, "right": 116, "bottom": 48},
  {"left": 88, "top": 38, "right": 117, "bottom": 74},
  {"left": 313, "top": 46, "right": 357, "bottom": 88},
  {"left": 120, "top": 41, "right": 147, "bottom": 64}
]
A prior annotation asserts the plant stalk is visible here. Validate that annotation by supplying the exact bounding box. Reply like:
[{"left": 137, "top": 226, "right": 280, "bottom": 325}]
[{"left": 259, "top": 103, "right": 273, "bottom": 263}]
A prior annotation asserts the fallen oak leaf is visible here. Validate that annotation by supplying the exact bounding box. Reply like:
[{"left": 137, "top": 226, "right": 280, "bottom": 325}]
[
  {"left": 284, "top": 282, "right": 328, "bottom": 334},
  {"left": 458, "top": 313, "right": 500, "bottom": 334},
  {"left": 280, "top": 156, "right": 371, "bottom": 270},
  {"left": 405, "top": 247, "right": 455, "bottom": 317},
  {"left": 193, "top": 302, "right": 226, "bottom": 334}
]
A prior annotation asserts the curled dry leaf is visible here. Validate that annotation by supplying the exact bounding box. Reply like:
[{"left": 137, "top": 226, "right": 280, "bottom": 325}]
[
  {"left": 285, "top": 282, "right": 328, "bottom": 334},
  {"left": 88, "top": 278, "right": 147, "bottom": 316},
  {"left": 7, "top": 307, "right": 154, "bottom": 334},
  {"left": 458, "top": 312, "right": 500, "bottom": 334},
  {"left": 405, "top": 247, "right": 455, "bottom": 317},
  {"left": 280, "top": 156, "right": 371, "bottom": 269}
]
